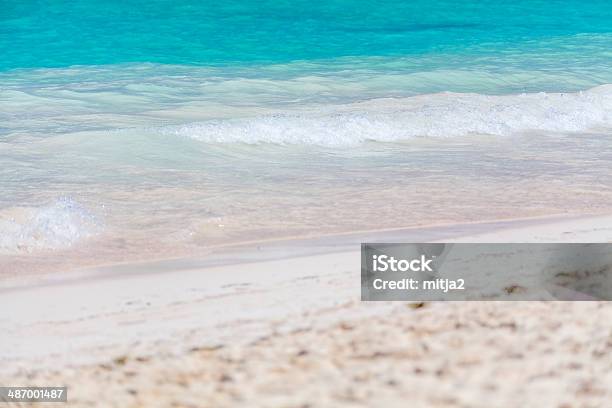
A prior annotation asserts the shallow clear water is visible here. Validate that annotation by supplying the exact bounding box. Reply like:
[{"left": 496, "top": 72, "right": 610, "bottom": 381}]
[{"left": 1, "top": 1, "right": 612, "bottom": 272}]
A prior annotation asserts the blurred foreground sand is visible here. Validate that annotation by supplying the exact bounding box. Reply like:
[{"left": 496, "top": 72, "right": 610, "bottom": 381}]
[{"left": 8, "top": 302, "right": 612, "bottom": 408}]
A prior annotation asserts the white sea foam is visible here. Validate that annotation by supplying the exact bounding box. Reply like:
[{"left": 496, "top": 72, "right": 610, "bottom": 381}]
[
  {"left": 3, "top": 59, "right": 612, "bottom": 142},
  {"left": 161, "top": 85, "right": 612, "bottom": 146},
  {"left": 0, "top": 197, "right": 99, "bottom": 254}
]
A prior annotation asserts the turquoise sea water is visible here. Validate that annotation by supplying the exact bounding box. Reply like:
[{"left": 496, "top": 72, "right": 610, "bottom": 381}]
[
  {"left": 2, "top": 0, "right": 612, "bottom": 72},
  {"left": 1, "top": 1, "right": 612, "bottom": 267}
]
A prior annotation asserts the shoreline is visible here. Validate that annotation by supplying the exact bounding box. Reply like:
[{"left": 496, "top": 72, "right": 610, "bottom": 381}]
[{"left": 2, "top": 211, "right": 612, "bottom": 293}]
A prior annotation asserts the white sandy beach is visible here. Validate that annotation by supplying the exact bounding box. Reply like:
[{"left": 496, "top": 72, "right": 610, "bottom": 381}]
[
  {"left": 3, "top": 1, "right": 612, "bottom": 407},
  {"left": 2, "top": 214, "right": 612, "bottom": 407}
]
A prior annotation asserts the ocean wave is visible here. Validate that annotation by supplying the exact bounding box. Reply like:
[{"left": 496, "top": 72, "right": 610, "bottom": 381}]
[
  {"left": 0, "top": 197, "right": 100, "bottom": 254},
  {"left": 160, "top": 85, "right": 612, "bottom": 146}
]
